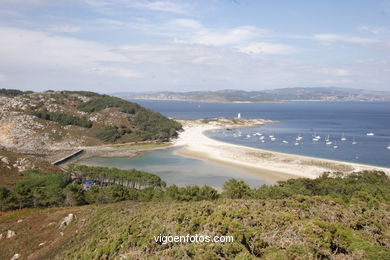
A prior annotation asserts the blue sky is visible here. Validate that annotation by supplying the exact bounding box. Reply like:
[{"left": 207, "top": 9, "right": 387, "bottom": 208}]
[{"left": 0, "top": 0, "right": 389, "bottom": 92}]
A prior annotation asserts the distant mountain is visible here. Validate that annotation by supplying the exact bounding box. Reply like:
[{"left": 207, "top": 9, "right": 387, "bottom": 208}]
[{"left": 122, "top": 87, "right": 390, "bottom": 103}]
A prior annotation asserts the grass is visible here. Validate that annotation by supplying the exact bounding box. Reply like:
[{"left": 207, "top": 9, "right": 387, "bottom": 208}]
[
  {"left": 108, "top": 142, "right": 172, "bottom": 150},
  {"left": 1, "top": 196, "right": 389, "bottom": 259}
]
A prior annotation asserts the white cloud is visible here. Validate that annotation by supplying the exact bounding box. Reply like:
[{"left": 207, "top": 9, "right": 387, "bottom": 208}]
[
  {"left": 86, "top": 67, "right": 143, "bottom": 78},
  {"left": 0, "top": 0, "right": 47, "bottom": 6},
  {"left": 82, "top": 0, "right": 110, "bottom": 8},
  {"left": 359, "top": 26, "right": 387, "bottom": 35},
  {"left": 313, "top": 34, "right": 375, "bottom": 44},
  {"left": 144, "top": 1, "right": 188, "bottom": 14},
  {"left": 319, "top": 79, "right": 353, "bottom": 85},
  {"left": 49, "top": 25, "right": 81, "bottom": 33},
  {"left": 194, "top": 26, "right": 266, "bottom": 46},
  {"left": 318, "top": 68, "right": 350, "bottom": 76},
  {"left": 0, "top": 26, "right": 138, "bottom": 78},
  {"left": 238, "top": 42, "right": 296, "bottom": 55},
  {"left": 171, "top": 19, "right": 202, "bottom": 29}
]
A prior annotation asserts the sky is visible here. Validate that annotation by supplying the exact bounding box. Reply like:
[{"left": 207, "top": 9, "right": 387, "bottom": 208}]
[{"left": 0, "top": 0, "right": 390, "bottom": 93}]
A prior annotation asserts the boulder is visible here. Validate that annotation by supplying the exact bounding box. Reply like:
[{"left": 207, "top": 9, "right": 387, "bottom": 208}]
[
  {"left": 7, "top": 230, "right": 16, "bottom": 238},
  {"left": 11, "top": 254, "right": 21, "bottom": 260},
  {"left": 59, "top": 213, "right": 75, "bottom": 229}
]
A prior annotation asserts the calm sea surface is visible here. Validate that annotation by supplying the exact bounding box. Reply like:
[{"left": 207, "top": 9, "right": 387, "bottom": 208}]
[
  {"left": 134, "top": 100, "right": 390, "bottom": 168},
  {"left": 79, "top": 101, "right": 390, "bottom": 187}
]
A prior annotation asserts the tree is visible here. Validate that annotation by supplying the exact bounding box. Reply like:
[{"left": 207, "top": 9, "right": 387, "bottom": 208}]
[
  {"left": 222, "top": 179, "right": 252, "bottom": 199},
  {"left": 64, "top": 184, "right": 85, "bottom": 206}
]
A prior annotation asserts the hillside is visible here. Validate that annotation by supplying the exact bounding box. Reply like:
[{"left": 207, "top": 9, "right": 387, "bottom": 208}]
[
  {"left": 0, "top": 90, "right": 182, "bottom": 155},
  {"left": 124, "top": 87, "right": 390, "bottom": 103},
  {"left": 0, "top": 170, "right": 389, "bottom": 259},
  {"left": 0, "top": 149, "right": 62, "bottom": 188}
]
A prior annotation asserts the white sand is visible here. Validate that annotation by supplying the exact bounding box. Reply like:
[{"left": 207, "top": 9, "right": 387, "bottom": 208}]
[{"left": 173, "top": 119, "right": 390, "bottom": 181}]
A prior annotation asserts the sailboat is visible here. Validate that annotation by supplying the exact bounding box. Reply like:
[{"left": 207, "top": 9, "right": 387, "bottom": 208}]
[
  {"left": 296, "top": 135, "right": 303, "bottom": 141},
  {"left": 282, "top": 140, "right": 289, "bottom": 144},
  {"left": 366, "top": 132, "right": 374, "bottom": 136},
  {"left": 341, "top": 133, "right": 347, "bottom": 141},
  {"left": 352, "top": 137, "right": 357, "bottom": 145},
  {"left": 387, "top": 143, "right": 390, "bottom": 150},
  {"left": 325, "top": 135, "right": 332, "bottom": 145}
]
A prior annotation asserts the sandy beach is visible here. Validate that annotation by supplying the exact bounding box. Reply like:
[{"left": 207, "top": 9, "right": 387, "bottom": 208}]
[{"left": 173, "top": 118, "right": 390, "bottom": 181}]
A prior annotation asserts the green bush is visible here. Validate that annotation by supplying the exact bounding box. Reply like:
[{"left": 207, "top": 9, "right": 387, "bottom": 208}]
[
  {"left": 222, "top": 179, "right": 252, "bottom": 199},
  {"left": 32, "top": 111, "right": 92, "bottom": 128},
  {"left": 77, "top": 95, "right": 140, "bottom": 114}
]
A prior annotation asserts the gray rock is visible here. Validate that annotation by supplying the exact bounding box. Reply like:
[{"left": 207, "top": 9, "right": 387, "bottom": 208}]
[
  {"left": 59, "top": 213, "right": 75, "bottom": 229},
  {"left": 10, "top": 253, "right": 21, "bottom": 260},
  {"left": 7, "top": 230, "right": 16, "bottom": 238}
]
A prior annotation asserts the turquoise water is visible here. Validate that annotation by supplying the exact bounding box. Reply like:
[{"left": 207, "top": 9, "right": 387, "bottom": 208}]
[
  {"left": 78, "top": 147, "right": 270, "bottom": 188},
  {"left": 78, "top": 100, "right": 390, "bottom": 188}
]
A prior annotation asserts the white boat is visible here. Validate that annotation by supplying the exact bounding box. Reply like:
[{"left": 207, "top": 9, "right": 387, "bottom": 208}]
[
  {"left": 282, "top": 140, "right": 289, "bottom": 144},
  {"left": 270, "top": 137, "right": 276, "bottom": 141},
  {"left": 246, "top": 134, "right": 251, "bottom": 139},
  {"left": 294, "top": 142, "right": 299, "bottom": 146},
  {"left": 387, "top": 143, "right": 390, "bottom": 150},
  {"left": 341, "top": 133, "right": 347, "bottom": 141},
  {"left": 296, "top": 135, "right": 303, "bottom": 141},
  {"left": 259, "top": 136, "right": 265, "bottom": 140},
  {"left": 366, "top": 132, "right": 374, "bottom": 136},
  {"left": 333, "top": 145, "right": 338, "bottom": 149},
  {"left": 352, "top": 137, "right": 357, "bottom": 145},
  {"left": 254, "top": 132, "right": 262, "bottom": 136},
  {"left": 312, "top": 133, "right": 321, "bottom": 141},
  {"left": 260, "top": 139, "right": 265, "bottom": 143},
  {"left": 325, "top": 135, "right": 332, "bottom": 145},
  {"left": 269, "top": 135, "right": 274, "bottom": 138}
]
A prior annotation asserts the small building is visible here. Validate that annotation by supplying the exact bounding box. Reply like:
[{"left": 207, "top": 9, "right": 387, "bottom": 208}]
[{"left": 82, "top": 180, "right": 94, "bottom": 190}]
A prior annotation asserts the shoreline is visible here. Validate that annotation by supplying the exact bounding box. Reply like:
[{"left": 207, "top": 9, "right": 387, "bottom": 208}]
[{"left": 172, "top": 119, "right": 390, "bottom": 180}]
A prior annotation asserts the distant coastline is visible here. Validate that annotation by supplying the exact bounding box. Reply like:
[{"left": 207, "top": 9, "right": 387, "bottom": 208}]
[{"left": 121, "top": 87, "right": 390, "bottom": 103}]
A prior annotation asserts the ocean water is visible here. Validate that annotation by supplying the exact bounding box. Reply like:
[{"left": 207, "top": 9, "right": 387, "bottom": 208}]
[{"left": 133, "top": 100, "right": 390, "bottom": 168}]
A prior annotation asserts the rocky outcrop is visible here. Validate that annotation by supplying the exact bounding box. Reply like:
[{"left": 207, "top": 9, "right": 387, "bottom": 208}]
[
  {"left": 59, "top": 213, "right": 75, "bottom": 229},
  {"left": 7, "top": 230, "right": 16, "bottom": 238}
]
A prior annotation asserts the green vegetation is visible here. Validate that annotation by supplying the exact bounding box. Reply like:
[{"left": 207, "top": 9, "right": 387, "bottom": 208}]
[
  {"left": 0, "top": 166, "right": 218, "bottom": 211},
  {"left": 60, "top": 90, "right": 101, "bottom": 97},
  {"left": 96, "top": 125, "right": 131, "bottom": 142},
  {"left": 0, "top": 88, "right": 32, "bottom": 97},
  {"left": 133, "top": 108, "right": 182, "bottom": 140},
  {"left": 76, "top": 94, "right": 182, "bottom": 141},
  {"left": 77, "top": 95, "right": 140, "bottom": 114},
  {"left": 0, "top": 169, "right": 389, "bottom": 259},
  {"left": 32, "top": 111, "right": 92, "bottom": 128},
  {"left": 2, "top": 90, "right": 182, "bottom": 145},
  {"left": 72, "top": 165, "right": 166, "bottom": 188}
]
